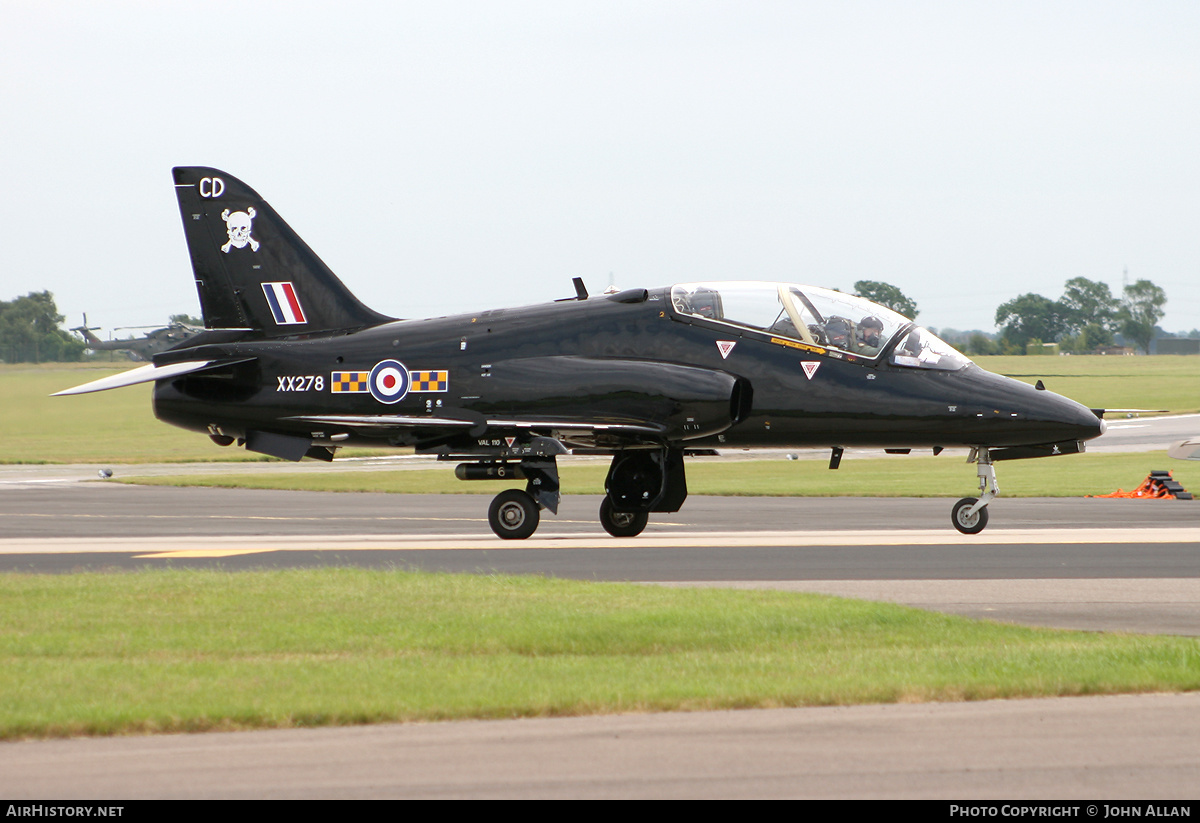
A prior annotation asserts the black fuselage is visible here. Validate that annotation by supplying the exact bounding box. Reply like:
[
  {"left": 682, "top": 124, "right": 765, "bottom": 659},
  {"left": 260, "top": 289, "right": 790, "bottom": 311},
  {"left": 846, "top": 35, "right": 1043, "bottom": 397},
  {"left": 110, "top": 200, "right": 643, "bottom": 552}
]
[{"left": 152, "top": 287, "right": 1102, "bottom": 454}]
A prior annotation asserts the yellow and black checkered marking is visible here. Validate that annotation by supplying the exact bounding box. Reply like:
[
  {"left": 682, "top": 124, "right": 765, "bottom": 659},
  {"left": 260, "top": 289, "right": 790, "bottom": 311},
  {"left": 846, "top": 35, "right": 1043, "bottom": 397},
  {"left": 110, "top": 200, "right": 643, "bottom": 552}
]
[
  {"left": 410, "top": 370, "right": 449, "bottom": 392},
  {"left": 331, "top": 371, "right": 369, "bottom": 393}
]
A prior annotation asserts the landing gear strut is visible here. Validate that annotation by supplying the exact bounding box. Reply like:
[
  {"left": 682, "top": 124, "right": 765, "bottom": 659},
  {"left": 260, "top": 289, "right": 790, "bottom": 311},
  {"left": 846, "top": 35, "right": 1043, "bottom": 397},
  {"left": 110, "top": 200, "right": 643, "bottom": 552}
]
[{"left": 952, "top": 448, "right": 998, "bottom": 535}]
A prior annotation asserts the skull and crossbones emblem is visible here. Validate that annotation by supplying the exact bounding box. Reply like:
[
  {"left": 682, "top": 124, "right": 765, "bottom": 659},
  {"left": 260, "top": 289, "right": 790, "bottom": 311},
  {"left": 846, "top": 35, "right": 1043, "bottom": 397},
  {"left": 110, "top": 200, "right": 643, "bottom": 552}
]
[{"left": 221, "top": 207, "right": 260, "bottom": 253}]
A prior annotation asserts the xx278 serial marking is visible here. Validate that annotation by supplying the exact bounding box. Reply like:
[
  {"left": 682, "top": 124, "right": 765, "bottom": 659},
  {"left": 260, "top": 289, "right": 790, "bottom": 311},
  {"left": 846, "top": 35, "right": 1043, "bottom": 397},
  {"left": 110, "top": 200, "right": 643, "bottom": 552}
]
[{"left": 277, "top": 375, "right": 324, "bottom": 392}]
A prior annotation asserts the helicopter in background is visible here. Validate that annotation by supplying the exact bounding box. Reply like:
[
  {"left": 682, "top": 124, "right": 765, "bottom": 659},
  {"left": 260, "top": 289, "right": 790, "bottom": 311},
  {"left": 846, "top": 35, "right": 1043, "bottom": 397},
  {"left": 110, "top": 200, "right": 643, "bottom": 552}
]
[{"left": 72, "top": 314, "right": 203, "bottom": 361}]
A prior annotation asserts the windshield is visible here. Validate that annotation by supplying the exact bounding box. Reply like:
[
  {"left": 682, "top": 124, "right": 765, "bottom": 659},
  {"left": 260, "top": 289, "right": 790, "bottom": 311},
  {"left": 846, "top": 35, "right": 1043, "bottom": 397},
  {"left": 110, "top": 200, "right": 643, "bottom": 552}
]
[
  {"left": 669, "top": 281, "right": 970, "bottom": 370},
  {"left": 886, "top": 326, "right": 971, "bottom": 370}
]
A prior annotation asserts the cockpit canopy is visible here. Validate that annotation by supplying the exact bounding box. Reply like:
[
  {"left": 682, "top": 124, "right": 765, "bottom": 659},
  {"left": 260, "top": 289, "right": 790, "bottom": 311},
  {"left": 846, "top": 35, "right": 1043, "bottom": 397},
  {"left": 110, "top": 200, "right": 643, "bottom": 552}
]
[{"left": 670, "top": 281, "right": 970, "bottom": 371}]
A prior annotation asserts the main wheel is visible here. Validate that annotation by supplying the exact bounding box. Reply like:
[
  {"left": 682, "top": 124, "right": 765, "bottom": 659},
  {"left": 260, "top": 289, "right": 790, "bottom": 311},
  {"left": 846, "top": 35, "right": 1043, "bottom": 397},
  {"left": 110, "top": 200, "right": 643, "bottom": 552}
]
[
  {"left": 599, "top": 496, "right": 649, "bottom": 537},
  {"left": 951, "top": 497, "right": 989, "bottom": 535},
  {"left": 488, "top": 489, "right": 539, "bottom": 540}
]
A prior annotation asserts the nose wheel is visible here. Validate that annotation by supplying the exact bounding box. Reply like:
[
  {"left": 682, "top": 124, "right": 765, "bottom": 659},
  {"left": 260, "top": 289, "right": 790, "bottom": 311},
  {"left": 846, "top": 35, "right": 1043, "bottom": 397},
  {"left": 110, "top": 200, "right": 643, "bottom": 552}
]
[
  {"left": 951, "top": 497, "right": 989, "bottom": 534},
  {"left": 951, "top": 448, "right": 998, "bottom": 535},
  {"left": 488, "top": 489, "right": 539, "bottom": 539}
]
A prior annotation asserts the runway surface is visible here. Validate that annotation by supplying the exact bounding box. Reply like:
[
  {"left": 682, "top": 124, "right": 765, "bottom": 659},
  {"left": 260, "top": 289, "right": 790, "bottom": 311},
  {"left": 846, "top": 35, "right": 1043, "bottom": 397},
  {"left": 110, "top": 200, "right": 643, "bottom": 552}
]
[
  {"left": 4, "top": 694, "right": 1200, "bottom": 799},
  {"left": 2, "top": 453, "right": 1198, "bottom": 797},
  {"left": 3, "top": 482, "right": 1198, "bottom": 634}
]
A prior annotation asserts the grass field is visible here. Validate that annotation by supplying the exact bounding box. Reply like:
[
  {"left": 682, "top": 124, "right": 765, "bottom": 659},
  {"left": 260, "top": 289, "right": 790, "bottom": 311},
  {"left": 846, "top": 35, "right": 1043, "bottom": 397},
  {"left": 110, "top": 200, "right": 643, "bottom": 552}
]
[
  {"left": 4, "top": 364, "right": 263, "bottom": 463},
  {"left": 3, "top": 364, "right": 378, "bottom": 463},
  {"left": 4, "top": 569, "right": 1199, "bottom": 739},
  {"left": 974, "top": 355, "right": 1200, "bottom": 414}
]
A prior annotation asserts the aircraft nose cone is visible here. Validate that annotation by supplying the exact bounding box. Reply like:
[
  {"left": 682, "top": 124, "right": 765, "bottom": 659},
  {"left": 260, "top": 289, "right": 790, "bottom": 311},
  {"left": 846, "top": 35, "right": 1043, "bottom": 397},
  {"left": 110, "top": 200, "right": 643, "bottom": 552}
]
[
  {"left": 959, "top": 367, "right": 1106, "bottom": 447},
  {"left": 1071, "top": 403, "right": 1105, "bottom": 441},
  {"left": 1027, "top": 388, "right": 1105, "bottom": 443}
]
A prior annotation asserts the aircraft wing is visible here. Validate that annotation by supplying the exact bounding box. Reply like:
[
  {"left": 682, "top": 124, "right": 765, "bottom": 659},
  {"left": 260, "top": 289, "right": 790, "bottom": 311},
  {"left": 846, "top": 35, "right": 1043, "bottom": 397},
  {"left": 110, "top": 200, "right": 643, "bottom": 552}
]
[
  {"left": 1090, "top": 408, "right": 1169, "bottom": 417},
  {"left": 51, "top": 359, "right": 255, "bottom": 396},
  {"left": 288, "top": 414, "right": 666, "bottom": 447}
]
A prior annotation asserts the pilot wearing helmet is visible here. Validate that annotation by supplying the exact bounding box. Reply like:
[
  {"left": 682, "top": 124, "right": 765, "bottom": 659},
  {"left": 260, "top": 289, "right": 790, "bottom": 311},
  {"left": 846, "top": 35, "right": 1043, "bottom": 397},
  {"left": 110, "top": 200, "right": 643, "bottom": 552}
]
[
  {"left": 856, "top": 315, "right": 885, "bottom": 354},
  {"left": 689, "top": 287, "right": 723, "bottom": 320},
  {"left": 825, "top": 317, "right": 852, "bottom": 350}
]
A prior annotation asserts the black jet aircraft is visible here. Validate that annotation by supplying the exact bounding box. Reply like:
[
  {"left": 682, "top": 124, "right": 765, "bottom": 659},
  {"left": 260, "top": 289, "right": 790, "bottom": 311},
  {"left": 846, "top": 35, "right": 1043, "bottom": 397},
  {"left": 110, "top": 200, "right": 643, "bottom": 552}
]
[{"left": 55, "top": 167, "right": 1106, "bottom": 539}]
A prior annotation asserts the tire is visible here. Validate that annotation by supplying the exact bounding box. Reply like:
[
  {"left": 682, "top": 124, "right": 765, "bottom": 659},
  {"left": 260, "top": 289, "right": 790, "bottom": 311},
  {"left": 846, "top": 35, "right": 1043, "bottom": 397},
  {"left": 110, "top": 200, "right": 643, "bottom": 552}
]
[
  {"left": 488, "top": 489, "right": 539, "bottom": 540},
  {"left": 599, "top": 496, "right": 649, "bottom": 538},
  {"left": 951, "top": 497, "right": 989, "bottom": 535}
]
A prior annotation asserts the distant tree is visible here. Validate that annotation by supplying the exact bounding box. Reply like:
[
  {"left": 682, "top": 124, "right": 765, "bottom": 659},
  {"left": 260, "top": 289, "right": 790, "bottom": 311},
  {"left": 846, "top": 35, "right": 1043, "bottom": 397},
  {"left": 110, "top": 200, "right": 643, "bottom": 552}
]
[
  {"left": 1059, "top": 277, "right": 1118, "bottom": 337},
  {"left": 852, "top": 281, "right": 918, "bottom": 320},
  {"left": 0, "top": 291, "right": 85, "bottom": 363},
  {"left": 1078, "top": 322, "right": 1113, "bottom": 351},
  {"left": 1118, "top": 279, "right": 1167, "bottom": 355},
  {"left": 994, "top": 293, "right": 1067, "bottom": 351},
  {"left": 169, "top": 313, "right": 204, "bottom": 327},
  {"left": 966, "top": 332, "right": 999, "bottom": 356}
]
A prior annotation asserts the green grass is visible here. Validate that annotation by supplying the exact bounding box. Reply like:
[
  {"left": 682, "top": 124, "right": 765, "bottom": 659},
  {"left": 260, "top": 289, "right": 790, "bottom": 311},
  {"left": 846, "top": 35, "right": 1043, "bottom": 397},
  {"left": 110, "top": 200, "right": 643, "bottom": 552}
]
[
  {"left": 3, "top": 569, "right": 1199, "bottom": 739},
  {"left": 9, "top": 355, "right": 1200, "bottom": 463},
  {"left": 1, "top": 365, "right": 387, "bottom": 463},
  {"left": 974, "top": 355, "right": 1200, "bottom": 413},
  {"left": 4, "top": 365, "right": 247, "bottom": 463},
  {"left": 123, "top": 450, "right": 1200, "bottom": 499}
]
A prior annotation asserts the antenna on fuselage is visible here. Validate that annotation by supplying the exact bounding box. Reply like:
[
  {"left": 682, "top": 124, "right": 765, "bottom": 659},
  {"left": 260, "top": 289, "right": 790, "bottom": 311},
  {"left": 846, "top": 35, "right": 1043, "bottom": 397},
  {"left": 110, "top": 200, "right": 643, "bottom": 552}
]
[{"left": 557, "top": 277, "right": 590, "bottom": 302}]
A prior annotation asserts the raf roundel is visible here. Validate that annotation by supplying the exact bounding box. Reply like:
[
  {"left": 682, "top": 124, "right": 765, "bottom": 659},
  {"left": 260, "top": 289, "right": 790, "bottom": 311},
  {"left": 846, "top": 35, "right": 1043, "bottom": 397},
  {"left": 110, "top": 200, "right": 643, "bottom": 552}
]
[{"left": 368, "top": 360, "right": 410, "bottom": 404}]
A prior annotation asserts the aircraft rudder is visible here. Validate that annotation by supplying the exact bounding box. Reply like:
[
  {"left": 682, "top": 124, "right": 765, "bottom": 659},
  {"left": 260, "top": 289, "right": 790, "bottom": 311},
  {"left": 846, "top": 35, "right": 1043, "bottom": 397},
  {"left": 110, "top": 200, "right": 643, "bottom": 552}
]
[{"left": 171, "top": 167, "right": 393, "bottom": 335}]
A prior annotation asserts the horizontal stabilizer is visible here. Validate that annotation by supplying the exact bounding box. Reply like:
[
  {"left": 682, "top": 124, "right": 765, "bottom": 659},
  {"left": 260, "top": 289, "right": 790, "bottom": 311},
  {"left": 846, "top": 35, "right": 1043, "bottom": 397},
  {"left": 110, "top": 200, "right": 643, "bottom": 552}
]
[
  {"left": 1091, "top": 408, "right": 1168, "bottom": 418},
  {"left": 1168, "top": 439, "right": 1200, "bottom": 461},
  {"left": 51, "top": 359, "right": 250, "bottom": 396}
]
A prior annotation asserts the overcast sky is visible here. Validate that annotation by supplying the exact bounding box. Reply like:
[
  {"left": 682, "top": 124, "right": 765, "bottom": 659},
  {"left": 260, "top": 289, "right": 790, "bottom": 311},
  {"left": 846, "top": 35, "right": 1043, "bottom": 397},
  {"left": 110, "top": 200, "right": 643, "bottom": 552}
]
[{"left": 3, "top": 1, "right": 1198, "bottom": 339}]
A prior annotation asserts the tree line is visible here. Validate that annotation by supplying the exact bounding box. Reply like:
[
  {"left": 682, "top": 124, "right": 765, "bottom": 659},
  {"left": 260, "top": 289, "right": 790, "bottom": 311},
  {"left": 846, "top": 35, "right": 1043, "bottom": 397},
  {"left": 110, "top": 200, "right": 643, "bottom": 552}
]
[
  {"left": 993, "top": 277, "right": 1166, "bottom": 355},
  {"left": 853, "top": 277, "right": 1172, "bottom": 356},
  {"left": 0, "top": 292, "right": 85, "bottom": 363}
]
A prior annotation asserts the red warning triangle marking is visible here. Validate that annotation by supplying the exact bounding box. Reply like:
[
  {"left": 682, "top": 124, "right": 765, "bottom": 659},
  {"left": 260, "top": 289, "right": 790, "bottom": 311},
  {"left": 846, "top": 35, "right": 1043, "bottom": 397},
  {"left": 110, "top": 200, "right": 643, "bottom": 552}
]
[
  {"left": 801, "top": 361, "right": 820, "bottom": 380},
  {"left": 505, "top": 437, "right": 516, "bottom": 447},
  {"left": 716, "top": 341, "right": 736, "bottom": 359}
]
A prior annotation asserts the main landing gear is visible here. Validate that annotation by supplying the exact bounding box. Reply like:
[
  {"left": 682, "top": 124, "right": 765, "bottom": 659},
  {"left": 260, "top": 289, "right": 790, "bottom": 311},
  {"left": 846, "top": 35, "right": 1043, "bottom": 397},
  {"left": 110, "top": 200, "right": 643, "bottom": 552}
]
[
  {"left": 952, "top": 447, "right": 998, "bottom": 535},
  {"left": 470, "top": 458, "right": 561, "bottom": 540},
  {"left": 466, "top": 446, "right": 687, "bottom": 540},
  {"left": 485, "top": 488, "right": 653, "bottom": 539},
  {"left": 488, "top": 489, "right": 540, "bottom": 540},
  {"left": 598, "top": 497, "right": 649, "bottom": 537}
]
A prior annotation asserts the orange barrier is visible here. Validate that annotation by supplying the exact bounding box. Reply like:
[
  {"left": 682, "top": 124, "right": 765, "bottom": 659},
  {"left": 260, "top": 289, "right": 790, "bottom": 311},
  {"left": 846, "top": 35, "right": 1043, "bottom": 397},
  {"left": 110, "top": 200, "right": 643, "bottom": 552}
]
[{"left": 1088, "top": 471, "right": 1193, "bottom": 500}]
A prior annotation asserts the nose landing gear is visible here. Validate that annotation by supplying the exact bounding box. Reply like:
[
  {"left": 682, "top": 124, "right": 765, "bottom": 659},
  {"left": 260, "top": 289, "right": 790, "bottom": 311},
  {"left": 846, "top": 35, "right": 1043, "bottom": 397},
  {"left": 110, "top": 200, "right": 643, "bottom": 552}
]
[{"left": 952, "top": 448, "right": 998, "bottom": 535}]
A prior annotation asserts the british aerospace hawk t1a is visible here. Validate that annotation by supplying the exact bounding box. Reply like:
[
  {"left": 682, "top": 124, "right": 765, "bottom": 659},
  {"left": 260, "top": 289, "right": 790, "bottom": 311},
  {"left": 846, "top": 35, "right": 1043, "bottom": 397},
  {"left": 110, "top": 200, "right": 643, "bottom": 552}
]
[{"left": 55, "top": 167, "right": 1105, "bottom": 539}]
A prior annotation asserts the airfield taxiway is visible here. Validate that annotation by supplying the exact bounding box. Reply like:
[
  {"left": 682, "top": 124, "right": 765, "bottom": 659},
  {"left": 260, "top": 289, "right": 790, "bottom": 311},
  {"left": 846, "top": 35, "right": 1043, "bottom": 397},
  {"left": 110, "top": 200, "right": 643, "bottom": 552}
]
[
  {"left": 3, "top": 482, "right": 1199, "bottom": 635},
  {"left": 2, "top": 448, "right": 1198, "bottom": 798}
]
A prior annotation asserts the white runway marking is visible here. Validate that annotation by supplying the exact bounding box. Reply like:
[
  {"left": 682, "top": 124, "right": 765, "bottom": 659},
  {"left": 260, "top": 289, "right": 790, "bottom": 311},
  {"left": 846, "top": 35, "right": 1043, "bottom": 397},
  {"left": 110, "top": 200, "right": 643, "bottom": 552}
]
[{"left": 3, "top": 527, "right": 1199, "bottom": 555}]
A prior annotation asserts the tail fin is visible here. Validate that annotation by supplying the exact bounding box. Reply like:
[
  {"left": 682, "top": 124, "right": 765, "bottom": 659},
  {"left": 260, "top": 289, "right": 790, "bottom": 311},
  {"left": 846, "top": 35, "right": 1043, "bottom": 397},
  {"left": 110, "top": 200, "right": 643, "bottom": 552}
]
[
  {"left": 72, "top": 324, "right": 104, "bottom": 348},
  {"left": 172, "top": 167, "right": 393, "bottom": 336}
]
